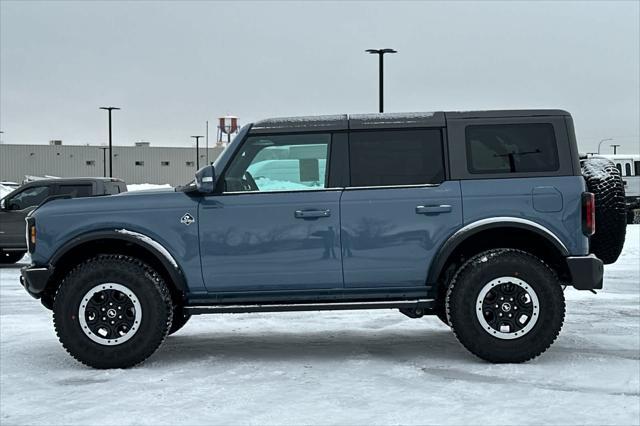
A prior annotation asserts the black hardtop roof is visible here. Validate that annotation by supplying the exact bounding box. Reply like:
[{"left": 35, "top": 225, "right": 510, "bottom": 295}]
[{"left": 250, "top": 109, "right": 570, "bottom": 133}]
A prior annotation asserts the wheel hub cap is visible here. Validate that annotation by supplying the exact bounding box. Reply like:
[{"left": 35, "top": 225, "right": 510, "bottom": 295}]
[
  {"left": 476, "top": 277, "right": 539, "bottom": 340},
  {"left": 78, "top": 283, "right": 142, "bottom": 346}
]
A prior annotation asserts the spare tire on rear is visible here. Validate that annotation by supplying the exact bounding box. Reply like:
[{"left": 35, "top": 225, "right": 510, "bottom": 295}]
[{"left": 581, "top": 157, "right": 626, "bottom": 264}]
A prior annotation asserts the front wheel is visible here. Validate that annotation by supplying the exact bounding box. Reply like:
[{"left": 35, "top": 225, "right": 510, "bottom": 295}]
[
  {"left": 446, "top": 249, "right": 565, "bottom": 363},
  {"left": 53, "top": 255, "right": 173, "bottom": 369},
  {"left": 168, "top": 306, "right": 191, "bottom": 335}
]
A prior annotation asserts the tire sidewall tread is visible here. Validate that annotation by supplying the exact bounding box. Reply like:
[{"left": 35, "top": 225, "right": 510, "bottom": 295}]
[
  {"left": 53, "top": 254, "right": 173, "bottom": 369},
  {"left": 446, "top": 248, "right": 565, "bottom": 363}
]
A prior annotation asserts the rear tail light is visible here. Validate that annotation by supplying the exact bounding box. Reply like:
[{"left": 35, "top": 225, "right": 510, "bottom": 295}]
[{"left": 582, "top": 192, "right": 595, "bottom": 236}]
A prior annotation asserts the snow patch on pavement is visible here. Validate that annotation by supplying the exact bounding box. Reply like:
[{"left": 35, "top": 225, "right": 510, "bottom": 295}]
[
  {"left": 1, "top": 227, "right": 638, "bottom": 425},
  {"left": 127, "top": 183, "right": 173, "bottom": 191},
  {"left": 0, "top": 184, "right": 13, "bottom": 199}
]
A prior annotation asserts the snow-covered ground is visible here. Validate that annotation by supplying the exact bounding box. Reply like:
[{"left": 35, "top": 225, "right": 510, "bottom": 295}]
[{"left": 1, "top": 228, "right": 638, "bottom": 425}]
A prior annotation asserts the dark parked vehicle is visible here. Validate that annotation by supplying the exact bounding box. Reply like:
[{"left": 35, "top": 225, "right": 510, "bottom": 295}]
[
  {"left": 20, "top": 110, "right": 626, "bottom": 368},
  {"left": 1, "top": 178, "right": 126, "bottom": 263}
]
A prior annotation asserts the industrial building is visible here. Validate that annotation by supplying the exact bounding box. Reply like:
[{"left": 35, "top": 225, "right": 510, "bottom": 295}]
[{"left": 0, "top": 141, "right": 225, "bottom": 186}]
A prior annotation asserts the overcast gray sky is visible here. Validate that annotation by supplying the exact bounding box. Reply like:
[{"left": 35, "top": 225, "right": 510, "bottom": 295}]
[{"left": 1, "top": 0, "right": 638, "bottom": 153}]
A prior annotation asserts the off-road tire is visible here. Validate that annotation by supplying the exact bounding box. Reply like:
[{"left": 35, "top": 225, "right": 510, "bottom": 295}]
[
  {"left": 53, "top": 255, "right": 173, "bottom": 369},
  {"left": 168, "top": 307, "right": 191, "bottom": 335},
  {"left": 446, "top": 249, "right": 565, "bottom": 363},
  {"left": 0, "top": 251, "right": 25, "bottom": 264},
  {"left": 435, "top": 298, "right": 450, "bottom": 326},
  {"left": 581, "top": 157, "right": 626, "bottom": 264}
]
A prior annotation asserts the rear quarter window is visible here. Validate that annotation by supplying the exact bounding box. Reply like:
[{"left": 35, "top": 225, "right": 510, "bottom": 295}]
[
  {"left": 465, "top": 123, "right": 559, "bottom": 174},
  {"left": 104, "top": 182, "right": 127, "bottom": 194},
  {"left": 56, "top": 184, "right": 94, "bottom": 197}
]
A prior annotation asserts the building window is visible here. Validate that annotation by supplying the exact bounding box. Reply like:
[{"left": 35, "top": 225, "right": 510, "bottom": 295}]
[
  {"left": 161, "top": 161, "right": 170, "bottom": 166},
  {"left": 186, "top": 161, "right": 195, "bottom": 167},
  {"left": 86, "top": 160, "right": 95, "bottom": 166},
  {"left": 135, "top": 161, "right": 144, "bottom": 166}
]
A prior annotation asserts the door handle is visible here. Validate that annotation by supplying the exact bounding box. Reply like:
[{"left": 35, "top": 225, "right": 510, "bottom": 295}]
[
  {"left": 415, "top": 205, "right": 452, "bottom": 214},
  {"left": 294, "top": 209, "right": 331, "bottom": 219}
]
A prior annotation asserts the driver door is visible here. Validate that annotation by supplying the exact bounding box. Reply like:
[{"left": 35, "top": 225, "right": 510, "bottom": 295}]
[{"left": 198, "top": 132, "right": 344, "bottom": 293}]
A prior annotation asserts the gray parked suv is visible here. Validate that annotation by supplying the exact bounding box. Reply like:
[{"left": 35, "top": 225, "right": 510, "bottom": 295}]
[
  {"left": 20, "top": 110, "right": 626, "bottom": 368},
  {"left": 1, "top": 178, "right": 126, "bottom": 263}
]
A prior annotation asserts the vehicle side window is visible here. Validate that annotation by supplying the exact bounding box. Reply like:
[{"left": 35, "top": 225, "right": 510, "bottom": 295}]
[
  {"left": 635, "top": 161, "right": 640, "bottom": 176},
  {"left": 224, "top": 133, "right": 330, "bottom": 192},
  {"left": 56, "top": 184, "right": 93, "bottom": 197},
  {"left": 103, "top": 182, "right": 123, "bottom": 194},
  {"left": 349, "top": 129, "right": 444, "bottom": 187},
  {"left": 615, "top": 163, "right": 622, "bottom": 174},
  {"left": 465, "top": 123, "right": 559, "bottom": 174},
  {"left": 6, "top": 186, "right": 50, "bottom": 210}
]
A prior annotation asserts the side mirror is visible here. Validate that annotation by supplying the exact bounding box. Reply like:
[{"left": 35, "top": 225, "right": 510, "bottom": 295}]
[{"left": 195, "top": 165, "right": 216, "bottom": 194}]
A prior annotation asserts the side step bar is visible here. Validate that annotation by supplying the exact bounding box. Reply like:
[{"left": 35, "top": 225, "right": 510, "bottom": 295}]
[{"left": 185, "top": 299, "right": 435, "bottom": 315}]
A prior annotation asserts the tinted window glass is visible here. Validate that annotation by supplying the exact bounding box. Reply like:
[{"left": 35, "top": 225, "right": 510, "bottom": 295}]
[
  {"left": 635, "top": 161, "right": 640, "bottom": 176},
  {"left": 103, "top": 182, "right": 123, "bottom": 194},
  {"left": 57, "top": 184, "right": 93, "bottom": 197},
  {"left": 465, "top": 124, "right": 559, "bottom": 174},
  {"left": 225, "top": 133, "right": 330, "bottom": 192},
  {"left": 7, "top": 186, "right": 50, "bottom": 210},
  {"left": 349, "top": 129, "right": 444, "bottom": 187},
  {"left": 625, "top": 163, "right": 631, "bottom": 176}
]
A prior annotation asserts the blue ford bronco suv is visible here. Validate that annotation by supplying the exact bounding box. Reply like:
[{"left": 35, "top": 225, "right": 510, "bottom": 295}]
[{"left": 20, "top": 110, "right": 627, "bottom": 369}]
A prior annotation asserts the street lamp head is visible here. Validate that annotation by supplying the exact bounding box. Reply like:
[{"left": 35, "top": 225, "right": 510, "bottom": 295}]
[
  {"left": 366, "top": 48, "right": 397, "bottom": 54},
  {"left": 99, "top": 106, "right": 121, "bottom": 111},
  {"left": 191, "top": 135, "right": 204, "bottom": 139}
]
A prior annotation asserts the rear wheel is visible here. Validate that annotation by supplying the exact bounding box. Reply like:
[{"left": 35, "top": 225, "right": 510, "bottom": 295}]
[
  {"left": 53, "top": 255, "right": 173, "bottom": 369},
  {"left": 0, "top": 251, "right": 26, "bottom": 264},
  {"left": 447, "top": 249, "right": 565, "bottom": 363}
]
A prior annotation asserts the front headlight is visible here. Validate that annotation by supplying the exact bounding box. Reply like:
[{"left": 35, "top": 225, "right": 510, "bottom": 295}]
[{"left": 25, "top": 217, "right": 36, "bottom": 252}]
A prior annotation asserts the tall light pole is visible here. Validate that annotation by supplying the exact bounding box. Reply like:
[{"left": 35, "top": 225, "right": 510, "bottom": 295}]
[
  {"left": 597, "top": 137, "right": 613, "bottom": 154},
  {"left": 205, "top": 121, "right": 209, "bottom": 165},
  {"left": 611, "top": 144, "right": 621, "bottom": 154},
  {"left": 99, "top": 106, "right": 120, "bottom": 177},
  {"left": 191, "top": 135, "right": 204, "bottom": 169},
  {"left": 98, "top": 147, "right": 108, "bottom": 177},
  {"left": 366, "top": 48, "right": 397, "bottom": 113}
]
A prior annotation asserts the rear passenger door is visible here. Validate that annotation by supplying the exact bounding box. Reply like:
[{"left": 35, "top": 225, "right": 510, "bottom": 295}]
[{"left": 340, "top": 128, "right": 462, "bottom": 289}]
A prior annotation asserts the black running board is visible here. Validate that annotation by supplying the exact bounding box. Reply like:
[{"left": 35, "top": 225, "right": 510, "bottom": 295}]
[{"left": 184, "top": 299, "right": 435, "bottom": 315}]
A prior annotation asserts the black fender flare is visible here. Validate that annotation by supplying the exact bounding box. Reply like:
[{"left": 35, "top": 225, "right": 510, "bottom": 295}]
[
  {"left": 49, "top": 228, "right": 189, "bottom": 295},
  {"left": 427, "top": 217, "right": 570, "bottom": 284}
]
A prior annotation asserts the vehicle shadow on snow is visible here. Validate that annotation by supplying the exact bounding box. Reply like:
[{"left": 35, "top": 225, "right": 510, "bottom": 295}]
[{"left": 152, "top": 327, "right": 473, "bottom": 365}]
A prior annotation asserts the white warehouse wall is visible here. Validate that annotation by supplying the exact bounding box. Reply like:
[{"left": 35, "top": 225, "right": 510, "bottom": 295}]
[{"left": 0, "top": 144, "right": 226, "bottom": 186}]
